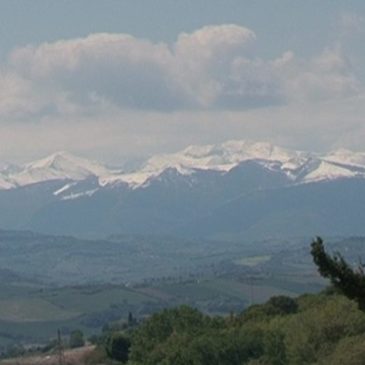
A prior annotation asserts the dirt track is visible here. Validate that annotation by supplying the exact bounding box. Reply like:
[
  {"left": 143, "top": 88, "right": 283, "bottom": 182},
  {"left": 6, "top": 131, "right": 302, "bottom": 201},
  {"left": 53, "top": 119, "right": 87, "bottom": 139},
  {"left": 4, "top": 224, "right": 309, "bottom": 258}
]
[{"left": 0, "top": 345, "right": 96, "bottom": 365}]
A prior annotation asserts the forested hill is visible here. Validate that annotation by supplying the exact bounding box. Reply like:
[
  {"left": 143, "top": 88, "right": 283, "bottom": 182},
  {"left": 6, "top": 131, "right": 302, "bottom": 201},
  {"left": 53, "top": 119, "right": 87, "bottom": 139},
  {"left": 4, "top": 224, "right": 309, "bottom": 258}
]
[{"left": 90, "top": 292, "right": 365, "bottom": 365}]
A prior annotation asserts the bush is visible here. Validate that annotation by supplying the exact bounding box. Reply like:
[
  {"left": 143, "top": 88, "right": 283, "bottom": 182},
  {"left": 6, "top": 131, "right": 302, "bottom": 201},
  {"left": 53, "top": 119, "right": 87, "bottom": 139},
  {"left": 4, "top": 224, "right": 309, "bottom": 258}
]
[
  {"left": 265, "top": 296, "right": 298, "bottom": 315},
  {"left": 69, "top": 329, "right": 85, "bottom": 348},
  {"left": 320, "top": 334, "right": 365, "bottom": 365},
  {"left": 105, "top": 332, "right": 131, "bottom": 363}
]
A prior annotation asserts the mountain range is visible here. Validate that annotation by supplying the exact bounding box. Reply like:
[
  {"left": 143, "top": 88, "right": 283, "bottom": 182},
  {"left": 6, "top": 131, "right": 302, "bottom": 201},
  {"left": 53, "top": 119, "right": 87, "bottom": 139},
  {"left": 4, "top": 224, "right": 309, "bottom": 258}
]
[{"left": 1, "top": 140, "right": 365, "bottom": 238}]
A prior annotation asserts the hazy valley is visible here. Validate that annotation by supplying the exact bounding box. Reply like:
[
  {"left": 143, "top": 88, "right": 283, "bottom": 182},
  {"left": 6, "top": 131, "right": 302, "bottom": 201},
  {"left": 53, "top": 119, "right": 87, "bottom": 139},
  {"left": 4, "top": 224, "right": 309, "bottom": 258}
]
[{"left": 0, "top": 226, "right": 364, "bottom": 349}]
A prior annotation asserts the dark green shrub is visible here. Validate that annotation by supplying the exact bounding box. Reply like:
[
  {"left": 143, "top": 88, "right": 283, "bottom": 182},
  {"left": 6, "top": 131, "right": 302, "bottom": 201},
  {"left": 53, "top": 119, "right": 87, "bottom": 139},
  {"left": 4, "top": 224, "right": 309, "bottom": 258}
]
[
  {"left": 105, "top": 332, "right": 131, "bottom": 363},
  {"left": 69, "top": 329, "right": 85, "bottom": 348}
]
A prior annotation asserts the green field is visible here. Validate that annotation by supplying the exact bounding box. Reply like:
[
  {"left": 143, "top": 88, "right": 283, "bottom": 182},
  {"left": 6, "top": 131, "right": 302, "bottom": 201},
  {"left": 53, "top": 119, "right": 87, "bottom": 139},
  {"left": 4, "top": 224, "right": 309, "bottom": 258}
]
[
  {"left": 233, "top": 255, "right": 271, "bottom": 267},
  {"left": 0, "top": 273, "right": 324, "bottom": 348}
]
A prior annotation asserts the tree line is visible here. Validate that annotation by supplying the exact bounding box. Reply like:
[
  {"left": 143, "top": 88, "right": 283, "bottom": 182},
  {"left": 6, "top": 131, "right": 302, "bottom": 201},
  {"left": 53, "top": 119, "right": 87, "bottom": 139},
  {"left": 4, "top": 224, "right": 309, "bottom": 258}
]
[{"left": 82, "top": 237, "right": 365, "bottom": 364}]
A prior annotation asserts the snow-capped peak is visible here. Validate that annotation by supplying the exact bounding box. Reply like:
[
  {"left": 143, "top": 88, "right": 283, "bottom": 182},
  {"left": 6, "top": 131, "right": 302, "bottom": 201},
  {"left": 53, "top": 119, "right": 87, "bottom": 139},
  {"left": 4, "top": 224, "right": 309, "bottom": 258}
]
[
  {"left": 145, "top": 140, "right": 302, "bottom": 173},
  {"left": 25, "top": 151, "right": 77, "bottom": 169},
  {"left": 24, "top": 151, "right": 110, "bottom": 177},
  {"left": 101, "top": 141, "right": 365, "bottom": 188},
  {"left": 3, "top": 151, "right": 115, "bottom": 188},
  {"left": 101, "top": 140, "right": 312, "bottom": 188},
  {"left": 181, "top": 140, "right": 312, "bottom": 170}
]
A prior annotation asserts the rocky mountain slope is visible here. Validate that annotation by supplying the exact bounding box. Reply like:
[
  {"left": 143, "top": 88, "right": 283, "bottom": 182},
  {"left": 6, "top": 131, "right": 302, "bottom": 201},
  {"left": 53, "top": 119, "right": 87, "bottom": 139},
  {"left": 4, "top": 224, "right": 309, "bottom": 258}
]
[{"left": 1, "top": 140, "right": 365, "bottom": 238}]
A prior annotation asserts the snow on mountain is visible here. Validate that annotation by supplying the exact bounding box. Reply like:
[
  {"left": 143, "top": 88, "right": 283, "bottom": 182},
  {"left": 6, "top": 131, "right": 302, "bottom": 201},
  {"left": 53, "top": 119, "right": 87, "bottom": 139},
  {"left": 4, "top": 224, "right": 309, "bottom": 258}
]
[
  {"left": 101, "top": 140, "right": 315, "bottom": 188},
  {"left": 146, "top": 140, "right": 304, "bottom": 173},
  {"left": 53, "top": 182, "right": 77, "bottom": 196},
  {"left": 2, "top": 151, "right": 117, "bottom": 188},
  {"left": 303, "top": 160, "right": 358, "bottom": 182},
  {"left": 0, "top": 163, "right": 21, "bottom": 189},
  {"left": 100, "top": 141, "right": 306, "bottom": 188},
  {"left": 324, "top": 149, "right": 365, "bottom": 168},
  {"left": 1, "top": 141, "right": 365, "bottom": 191},
  {"left": 0, "top": 176, "right": 15, "bottom": 189},
  {"left": 61, "top": 188, "right": 99, "bottom": 201}
]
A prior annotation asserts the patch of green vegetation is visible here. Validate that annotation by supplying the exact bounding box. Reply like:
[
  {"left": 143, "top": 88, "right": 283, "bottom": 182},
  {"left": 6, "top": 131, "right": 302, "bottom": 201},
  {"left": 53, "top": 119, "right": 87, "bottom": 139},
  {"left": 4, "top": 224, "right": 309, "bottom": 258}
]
[
  {"left": 157, "top": 281, "right": 221, "bottom": 301},
  {"left": 233, "top": 255, "right": 271, "bottom": 267},
  {"left": 0, "top": 273, "right": 320, "bottom": 349},
  {"left": 204, "top": 278, "right": 296, "bottom": 303},
  {"left": 41, "top": 285, "right": 156, "bottom": 313},
  {"left": 0, "top": 298, "right": 79, "bottom": 322},
  {"left": 126, "top": 293, "right": 365, "bottom": 365}
]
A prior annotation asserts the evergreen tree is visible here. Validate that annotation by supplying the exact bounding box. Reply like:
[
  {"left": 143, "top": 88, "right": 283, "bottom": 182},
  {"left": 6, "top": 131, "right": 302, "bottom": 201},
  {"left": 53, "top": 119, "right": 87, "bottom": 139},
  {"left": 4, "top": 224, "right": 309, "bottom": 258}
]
[{"left": 311, "top": 237, "right": 365, "bottom": 310}]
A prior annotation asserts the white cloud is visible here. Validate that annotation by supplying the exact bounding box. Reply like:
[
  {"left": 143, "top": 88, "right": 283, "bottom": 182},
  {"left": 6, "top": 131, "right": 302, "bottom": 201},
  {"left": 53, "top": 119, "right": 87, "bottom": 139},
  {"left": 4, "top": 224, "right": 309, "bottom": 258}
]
[
  {"left": 172, "top": 25, "right": 256, "bottom": 107},
  {"left": 0, "top": 24, "right": 360, "bottom": 120},
  {"left": 173, "top": 25, "right": 278, "bottom": 108},
  {"left": 280, "top": 47, "right": 360, "bottom": 102},
  {"left": 0, "top": 24, "right": 364, "bottom": 164},
  {"left": 0, "top": 71, "right": 44, "bottom": 117},
  {"left": 9, "top": 33, "right": 179, "bottom": 112},
  {"left": 340, "top": 13, "right": 365, "bottom": 35}
]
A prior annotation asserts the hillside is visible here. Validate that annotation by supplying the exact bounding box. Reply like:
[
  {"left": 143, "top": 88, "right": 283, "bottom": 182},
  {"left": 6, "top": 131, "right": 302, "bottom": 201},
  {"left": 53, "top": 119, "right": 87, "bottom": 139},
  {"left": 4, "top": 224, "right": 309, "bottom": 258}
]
[
  {"left": 3, "top": 292, "right": 364, "bottom": 365},
  {"left": 0, "top": 231, "right": 364, "bottom": 350}
]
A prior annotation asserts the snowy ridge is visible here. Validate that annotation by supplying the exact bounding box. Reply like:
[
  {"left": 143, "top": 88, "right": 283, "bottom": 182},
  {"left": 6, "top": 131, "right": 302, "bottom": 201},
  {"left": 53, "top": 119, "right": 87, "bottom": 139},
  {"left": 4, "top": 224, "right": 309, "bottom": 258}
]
[
  {"left": 100, "top": 141, "right": 309, "bottom": 188},
  {"left": 324, "top": 149, "right": 365, "bottom": 168},
  {"left": 0, "top": 151, "right": 117, "bottom": 189},
  {"left": 1, "top": 141, "right": 365, "bottom": 191},
  {"left": 100, "top": 140, "right": 360, "bottom": 188}
]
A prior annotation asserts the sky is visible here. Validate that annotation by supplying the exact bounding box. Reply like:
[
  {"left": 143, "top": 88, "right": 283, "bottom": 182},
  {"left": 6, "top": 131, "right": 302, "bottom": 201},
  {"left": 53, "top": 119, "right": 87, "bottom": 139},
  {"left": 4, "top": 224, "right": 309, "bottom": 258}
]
[{"left": 0, "top": 0, "right": 365, "bottom": 164}]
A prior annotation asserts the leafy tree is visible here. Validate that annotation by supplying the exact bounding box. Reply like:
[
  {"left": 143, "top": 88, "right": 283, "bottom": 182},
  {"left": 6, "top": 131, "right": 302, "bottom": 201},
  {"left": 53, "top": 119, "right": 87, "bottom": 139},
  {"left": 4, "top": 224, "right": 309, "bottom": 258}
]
[
  {"left": 69, "top": 329, "right": 85, "bottom": 348},
  {"left": 284, "top": 294, "right": 365, "bottom": 364},
  {"left": 263, "top": 328, "right": 287, "bottom": 365},
  {"left": 320, "top": 334, "right": 365, "bottom": 365},
  {"left": 129, "top": 305, "right": 265, "bottom": 365},
  {"left": 311, "top": 236, "right": 365, "bottom": 310},
  {"left": 265, "top": 296, "right": 298, "bottom": 316},
  {"left": 129, "top": 305, "right": 214, "bottom": 364},
  {"left": 105, "top": 332, "right": 131, "bottom": 363}
]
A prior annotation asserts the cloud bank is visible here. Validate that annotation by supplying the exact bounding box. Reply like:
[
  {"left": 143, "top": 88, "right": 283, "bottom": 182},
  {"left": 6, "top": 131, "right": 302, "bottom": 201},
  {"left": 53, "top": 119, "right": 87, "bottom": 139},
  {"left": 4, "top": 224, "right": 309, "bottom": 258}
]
[
  {"left": 0, "top": 23, "right": 364, "bottom": 164},
  {"left": 0, "top": 24, "right": 360, "bottom": 119}
]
